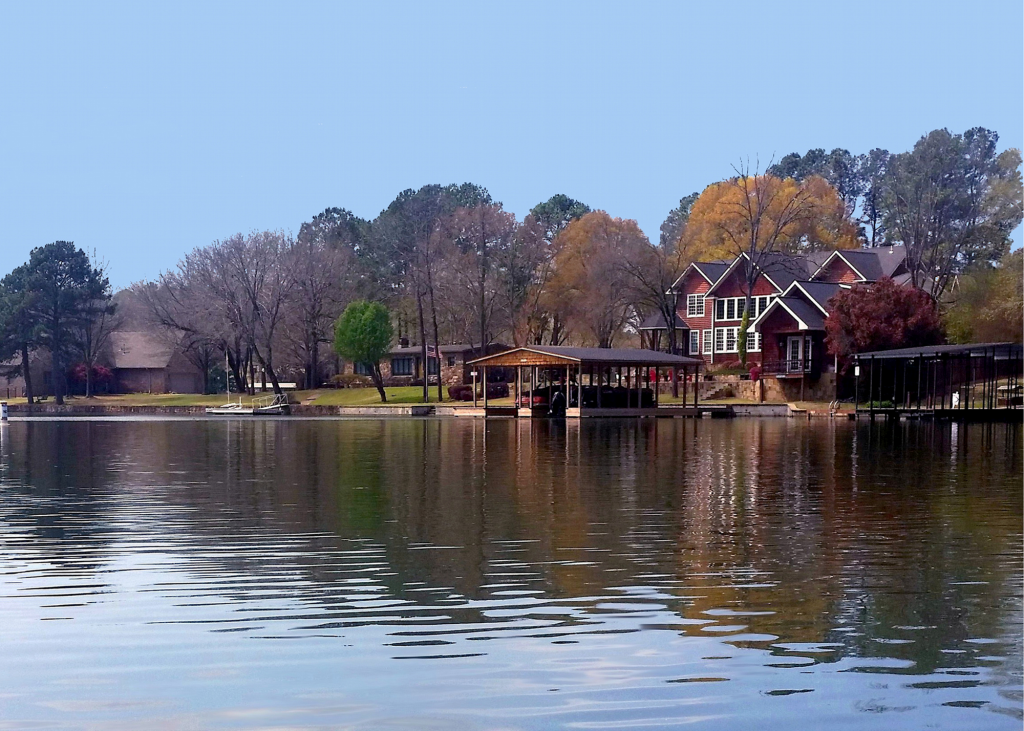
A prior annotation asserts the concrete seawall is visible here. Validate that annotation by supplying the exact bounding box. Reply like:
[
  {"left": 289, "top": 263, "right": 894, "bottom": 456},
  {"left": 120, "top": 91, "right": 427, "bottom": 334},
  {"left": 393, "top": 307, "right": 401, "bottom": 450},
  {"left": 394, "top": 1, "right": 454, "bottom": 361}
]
[{"left": 5, "top": 402, "right": 837, "bottom": 419}]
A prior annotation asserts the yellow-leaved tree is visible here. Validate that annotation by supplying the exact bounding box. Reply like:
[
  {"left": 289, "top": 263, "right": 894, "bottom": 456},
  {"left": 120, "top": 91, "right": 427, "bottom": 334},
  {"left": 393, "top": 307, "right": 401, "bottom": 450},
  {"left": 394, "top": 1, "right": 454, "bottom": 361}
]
[
  {"left": 544, "top": 211, "right": 650, "bottom": 347},
  {"left": 681, "top": 168, "right": 860, "bottom": 362}
]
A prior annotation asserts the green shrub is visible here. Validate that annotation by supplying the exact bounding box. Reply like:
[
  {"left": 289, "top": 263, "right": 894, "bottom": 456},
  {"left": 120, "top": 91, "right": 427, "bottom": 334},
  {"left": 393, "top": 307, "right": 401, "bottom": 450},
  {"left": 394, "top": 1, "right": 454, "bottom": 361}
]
[{"left": 329, "top": 373, "right": 373, "bottom": 388}]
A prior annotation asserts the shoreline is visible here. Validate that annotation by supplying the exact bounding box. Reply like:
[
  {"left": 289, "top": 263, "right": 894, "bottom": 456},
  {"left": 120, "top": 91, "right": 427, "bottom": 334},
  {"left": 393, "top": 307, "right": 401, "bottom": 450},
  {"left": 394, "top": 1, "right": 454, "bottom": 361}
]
[
  {"left": 5, "top": 403, "right": 1019, "bottom": 422},
  {"left": 4, "top": 402, "right": 818, "bottom": 418}
]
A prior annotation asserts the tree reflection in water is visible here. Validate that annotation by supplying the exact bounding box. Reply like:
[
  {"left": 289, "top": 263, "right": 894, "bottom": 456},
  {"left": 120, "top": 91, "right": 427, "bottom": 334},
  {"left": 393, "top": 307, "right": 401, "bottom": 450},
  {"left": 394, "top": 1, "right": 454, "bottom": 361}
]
[{"left": 0, "top": 418, "right": 1020, "bottom": 730}]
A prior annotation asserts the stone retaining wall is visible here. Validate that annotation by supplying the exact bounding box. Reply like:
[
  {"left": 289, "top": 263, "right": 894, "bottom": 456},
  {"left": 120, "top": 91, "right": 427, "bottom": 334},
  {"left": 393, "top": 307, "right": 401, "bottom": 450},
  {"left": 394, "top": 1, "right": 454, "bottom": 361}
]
[{"left": 8, "top": 403, "right": 208, "bottom": 416}]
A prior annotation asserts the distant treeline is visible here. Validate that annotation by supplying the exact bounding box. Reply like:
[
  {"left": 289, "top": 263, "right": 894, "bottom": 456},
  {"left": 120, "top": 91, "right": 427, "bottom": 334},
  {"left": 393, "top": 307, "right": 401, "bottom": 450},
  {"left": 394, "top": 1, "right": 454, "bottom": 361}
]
[{"left": 1, "top": 126, "right": 1021, "bottom": 401}]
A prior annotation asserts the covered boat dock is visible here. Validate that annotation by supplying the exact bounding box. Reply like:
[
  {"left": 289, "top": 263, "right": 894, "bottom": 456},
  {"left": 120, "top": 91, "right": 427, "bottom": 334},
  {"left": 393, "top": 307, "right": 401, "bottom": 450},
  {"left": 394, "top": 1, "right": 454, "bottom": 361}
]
[
  {"left": 467, "top": 346, "right": 702, "bottom": 418},
  {"left": 853, "top": 342, "right": 1023, "bottom": 421}
]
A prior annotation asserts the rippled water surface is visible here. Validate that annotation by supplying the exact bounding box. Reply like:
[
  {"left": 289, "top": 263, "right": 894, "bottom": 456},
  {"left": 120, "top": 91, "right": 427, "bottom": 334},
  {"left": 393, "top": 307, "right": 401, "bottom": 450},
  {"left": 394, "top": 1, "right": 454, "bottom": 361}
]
[{"left": 0, "top": 417, "right": 1021, "bottom": 729}]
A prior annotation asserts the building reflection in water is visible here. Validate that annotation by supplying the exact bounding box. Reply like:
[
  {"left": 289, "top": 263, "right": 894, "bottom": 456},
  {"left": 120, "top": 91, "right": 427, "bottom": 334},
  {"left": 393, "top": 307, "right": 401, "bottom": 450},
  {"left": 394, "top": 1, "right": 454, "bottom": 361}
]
[{"left": 0, "top": 417, "right": 1020, "bottom": 726}]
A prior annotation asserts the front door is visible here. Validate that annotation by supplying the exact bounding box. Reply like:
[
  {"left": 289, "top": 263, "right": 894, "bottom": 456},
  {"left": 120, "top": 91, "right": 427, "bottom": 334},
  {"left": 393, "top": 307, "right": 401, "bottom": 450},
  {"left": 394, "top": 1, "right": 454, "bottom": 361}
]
[
  {"left": 787, "top": 336, "right": 813, "bottom": 373},
  {"left": 787, "top": 336, "right": 803, "bottom": 373}
]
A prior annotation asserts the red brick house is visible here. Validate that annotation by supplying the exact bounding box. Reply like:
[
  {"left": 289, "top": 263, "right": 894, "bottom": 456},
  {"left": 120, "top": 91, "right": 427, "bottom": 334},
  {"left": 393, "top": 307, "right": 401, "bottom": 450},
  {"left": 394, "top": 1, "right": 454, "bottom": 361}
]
[
  {"left": 642, "top": 245, "right": 920, "bottom": 374},
  {"left": 639, "top": 260, "right": 728, "bottom": 357},
  {"left": 750, "top": 280, "right": 841, "bottom": 377}
]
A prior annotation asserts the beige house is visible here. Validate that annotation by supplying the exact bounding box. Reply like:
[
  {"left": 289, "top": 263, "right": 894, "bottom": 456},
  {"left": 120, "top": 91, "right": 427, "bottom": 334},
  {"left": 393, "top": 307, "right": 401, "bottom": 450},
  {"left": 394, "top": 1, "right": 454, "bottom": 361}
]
[
  {"left": 105, "top": 332, "right": 204, "bottom": 394},
  {"left": 344, "top": 343, "right": 510, "bottom": 387}
]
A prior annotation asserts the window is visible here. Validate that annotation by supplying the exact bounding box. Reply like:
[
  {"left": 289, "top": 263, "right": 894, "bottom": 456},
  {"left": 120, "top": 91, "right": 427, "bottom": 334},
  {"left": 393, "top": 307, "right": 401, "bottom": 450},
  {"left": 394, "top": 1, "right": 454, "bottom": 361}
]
[
  {"left": 716, "top": 296, "right": 768, "bottom": 322},
  {"left": 702, "top": 329, "right": 712, "bottom": 354},
  {"left": 427, "top": 357, "right": 439, "bottom": 375},
  {"left": 689, "top": 330, "right": 700, "bottom": 355},
  {"left": 355, "top": 362, "right": 374, "bottom": 376},
  {"left": 725, "top": 327, "right": 737, "bottom": 352},
  {"left": 714, "top": 327, "right": 742, "bottom": 353},
  {"left": 446, "top": 355, "right": 457, "bottom": 368},
  {"left": 391, "top": 357, "right": 413, "bottom": 376},
  {"left": 749, "top": 332, "right": 761, "bottom": 352},
  {"left": 686, "top": 294, "right": 705, "bottom": 317}
]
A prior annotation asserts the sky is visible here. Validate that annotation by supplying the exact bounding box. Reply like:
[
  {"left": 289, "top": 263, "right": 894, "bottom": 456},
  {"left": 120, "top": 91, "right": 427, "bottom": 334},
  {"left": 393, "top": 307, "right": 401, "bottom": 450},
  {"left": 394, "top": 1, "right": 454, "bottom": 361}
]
[{"left": 1, "top": 1, "right": 1021, "bottom": 288}]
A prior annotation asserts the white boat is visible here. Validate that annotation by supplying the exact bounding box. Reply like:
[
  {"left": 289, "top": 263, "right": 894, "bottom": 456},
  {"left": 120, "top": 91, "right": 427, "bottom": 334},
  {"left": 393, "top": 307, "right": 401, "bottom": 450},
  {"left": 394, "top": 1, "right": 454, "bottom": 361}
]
[{"left": 206, "top": 394, "right": 289, "bottom": 416}]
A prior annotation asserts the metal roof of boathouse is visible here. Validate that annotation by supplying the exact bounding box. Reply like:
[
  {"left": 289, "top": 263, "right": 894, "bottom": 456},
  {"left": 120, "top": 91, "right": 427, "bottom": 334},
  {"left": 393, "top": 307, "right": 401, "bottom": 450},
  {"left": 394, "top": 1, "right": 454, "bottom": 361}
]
[
  {"left": 853, "top": 342, "right": 1023, "bottom": 360},
  {"left": 468, "top": 346, "right": 701, "bottom": 367}
]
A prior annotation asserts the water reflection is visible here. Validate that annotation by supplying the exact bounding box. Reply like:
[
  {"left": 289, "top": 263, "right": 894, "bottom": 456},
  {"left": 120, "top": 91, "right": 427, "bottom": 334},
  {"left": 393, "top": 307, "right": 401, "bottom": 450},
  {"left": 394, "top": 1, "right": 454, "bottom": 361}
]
[{"left": 0, "top": 418, "right": 1020, "bottom": 730}]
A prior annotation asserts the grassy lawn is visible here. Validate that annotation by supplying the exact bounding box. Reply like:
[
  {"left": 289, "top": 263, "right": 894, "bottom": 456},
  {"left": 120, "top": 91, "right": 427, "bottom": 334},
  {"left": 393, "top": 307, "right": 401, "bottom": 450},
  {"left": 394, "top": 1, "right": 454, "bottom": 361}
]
[
  {"left": 3, "top": 387, "right": 504, "bottom": 408},
  {"left": 298, "top": 387, "right": 448, "bottom": 406},
  {"left": 2, "top": 389, "right": 855, "bottom": 412}
]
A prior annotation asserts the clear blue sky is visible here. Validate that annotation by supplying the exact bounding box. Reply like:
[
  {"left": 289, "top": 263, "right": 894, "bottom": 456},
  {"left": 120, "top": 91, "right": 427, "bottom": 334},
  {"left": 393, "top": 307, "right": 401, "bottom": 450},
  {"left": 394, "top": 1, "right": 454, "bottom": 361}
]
[{"left": 2, "top": 1, "right": 1021, "bottom": 288}]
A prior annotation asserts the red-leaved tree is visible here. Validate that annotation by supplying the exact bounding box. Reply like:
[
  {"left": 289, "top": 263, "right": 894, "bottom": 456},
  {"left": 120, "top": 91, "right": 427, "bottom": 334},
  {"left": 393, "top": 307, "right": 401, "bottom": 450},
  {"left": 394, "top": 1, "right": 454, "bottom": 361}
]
[{"left": 825, "top": 278, "right": 945, "bottom": 363}]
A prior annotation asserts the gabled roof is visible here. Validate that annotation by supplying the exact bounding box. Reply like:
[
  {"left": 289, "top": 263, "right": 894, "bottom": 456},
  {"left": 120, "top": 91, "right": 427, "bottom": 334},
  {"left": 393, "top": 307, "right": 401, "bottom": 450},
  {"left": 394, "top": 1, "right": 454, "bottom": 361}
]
[
  {"left": 811, "top": 246, "right": 907, "bottom": 282},
  {"left": 389, "top": 343, "right": 507, "bottom": 356},
  {"left": 638, "top": 311, "right": 689, "bottom": 331},
  {"left": 692, "top": 260, "right": 731, "bottom": 285},
  {"left": 668, "top": 260, "right": 731, "bottom": 292},
  {"left": 468, "top": 345, "right": 701, "bottom": 367},
  {"left": 107, "top": 332, "right": 177, "bottom": 370},
  {"left": 749, "top": 296, "right": 826, "bottom": 332},
  {"left": 705, "top": 252, "right": 815, "bottom": 297},
  {"left": 782, "top": 280, "right": 843, "bottom": 315}
]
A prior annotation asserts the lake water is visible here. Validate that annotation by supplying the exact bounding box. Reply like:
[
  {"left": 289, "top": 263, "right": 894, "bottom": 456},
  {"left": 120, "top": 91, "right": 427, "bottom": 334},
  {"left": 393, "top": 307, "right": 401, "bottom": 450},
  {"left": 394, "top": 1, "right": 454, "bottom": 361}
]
[{"left": 0, "top": 417, "right": 1020, "bottom": 730}]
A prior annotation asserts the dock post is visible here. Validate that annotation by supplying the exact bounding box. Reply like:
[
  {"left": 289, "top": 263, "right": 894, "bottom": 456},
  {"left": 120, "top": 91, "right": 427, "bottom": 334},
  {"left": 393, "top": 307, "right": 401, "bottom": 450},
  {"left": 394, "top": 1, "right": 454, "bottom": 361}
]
[
  {"left": 694, "top": 364, "right": 699, "bottom": 410},
  {"left": 917, "top": 355, "right": 922, "bottom": 411},
  {"left": 869, "top": 356, "right": 875, "bottom": 418}
]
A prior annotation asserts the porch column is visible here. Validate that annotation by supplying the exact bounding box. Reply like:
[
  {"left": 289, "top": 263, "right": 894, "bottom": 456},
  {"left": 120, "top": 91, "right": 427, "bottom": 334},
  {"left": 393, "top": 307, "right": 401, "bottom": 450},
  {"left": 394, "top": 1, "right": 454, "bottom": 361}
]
[{"left": 483, "top": 366, "right": 489, "bottom": 408}]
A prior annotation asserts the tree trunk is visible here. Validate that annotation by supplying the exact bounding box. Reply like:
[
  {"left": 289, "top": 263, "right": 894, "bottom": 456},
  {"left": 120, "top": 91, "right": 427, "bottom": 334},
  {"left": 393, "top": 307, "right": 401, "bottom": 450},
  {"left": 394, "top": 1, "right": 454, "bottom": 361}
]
[
  {"left": 310, "top": 343, "right": 320, "bottom": 391},
  {"left": 53, "top": 339, "right": 64, "bottom": 404},
  {"left": 21, "top": 344, "right": 33, "bottom": 405},
  {"left": 265, "top": 363, "right": 282, "bottom": 395},
  {"left": 253, "top": 346, "right": 283, "bottom": 395},
  {"left": 226, "top": 348, "right": 245, "bottom": 394},
  {"left": 85, "top": 361, "right": 93, "bottom": 398},
  {"left": 372, "top": 363, "right": 387, "bottom": 403},
  {"left": 426, "top": 267, "right": 443, "bottom": 403},
  {"left": 430, "top": 302, "right": 442, "bottom": 404},
  {"left": 416, "top": 290, "right": 428, "bottom": 402}
]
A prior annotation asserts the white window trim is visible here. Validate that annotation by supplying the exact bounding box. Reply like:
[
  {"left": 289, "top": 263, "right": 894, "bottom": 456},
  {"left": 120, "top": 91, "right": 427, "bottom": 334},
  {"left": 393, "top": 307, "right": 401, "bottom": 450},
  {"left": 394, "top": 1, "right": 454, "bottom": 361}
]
[
  {"left": 713, "top": 327, "right": 744, "bottom": 353},
  {"left": 716, "top": 296, "right": 764, "bottom": 322},
  {"left": 702, "top": 329, "right": 712, "bottom": 355},
  {"left": 686, "top": 294, "right": 705, "bottom": 318},
  {"left": 689, "top": 330, "right": 700, "bottom": 355}
]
